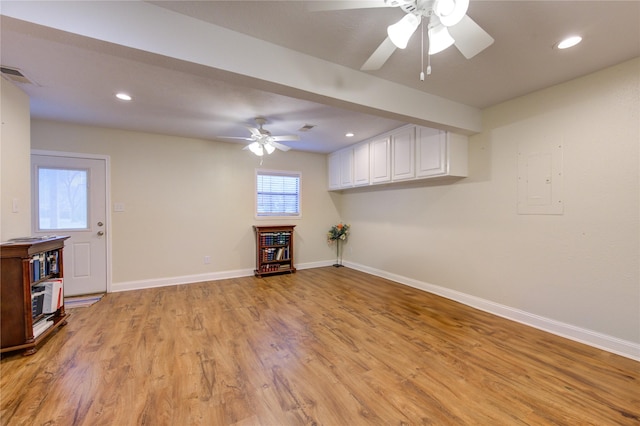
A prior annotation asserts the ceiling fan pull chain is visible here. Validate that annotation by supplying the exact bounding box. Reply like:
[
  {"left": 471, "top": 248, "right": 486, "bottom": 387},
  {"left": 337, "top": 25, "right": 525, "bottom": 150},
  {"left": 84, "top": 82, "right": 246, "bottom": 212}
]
[
  {"left": 420, "top": 17, "right": 425, "bottom": 81},
  {"left": 427, "top": 17, "right": 432, "bottom": 76}
]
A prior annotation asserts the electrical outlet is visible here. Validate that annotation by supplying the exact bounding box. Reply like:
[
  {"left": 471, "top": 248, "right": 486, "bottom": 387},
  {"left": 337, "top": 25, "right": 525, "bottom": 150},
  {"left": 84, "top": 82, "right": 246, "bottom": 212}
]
[{"left": 204, "top": 256, "right": 211, "bottom": 264}]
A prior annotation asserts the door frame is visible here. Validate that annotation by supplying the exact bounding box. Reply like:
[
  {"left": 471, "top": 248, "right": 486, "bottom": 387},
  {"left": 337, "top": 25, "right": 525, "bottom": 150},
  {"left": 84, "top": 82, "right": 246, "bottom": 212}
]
[{"left": 31, "top": 149, "right": 112, "bottom": 294}]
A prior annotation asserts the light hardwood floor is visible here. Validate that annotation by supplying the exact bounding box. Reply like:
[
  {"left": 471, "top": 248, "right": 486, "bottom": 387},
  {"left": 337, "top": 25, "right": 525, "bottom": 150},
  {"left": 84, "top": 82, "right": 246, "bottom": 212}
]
[{"left": 1, "top": 267, "right": 638, "bottom": 425}]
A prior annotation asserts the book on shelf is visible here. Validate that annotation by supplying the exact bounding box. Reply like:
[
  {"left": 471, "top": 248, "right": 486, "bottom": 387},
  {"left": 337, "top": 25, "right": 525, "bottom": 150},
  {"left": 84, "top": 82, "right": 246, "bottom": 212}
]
[
  {"left": 31, "top": 257, "right": 41, "bottom": 281},
  {"left": 261, "top": 263, "right": 281, "bottom": 272},
  {"left": 48, "top": 251, "right": 59, "bottom": 274},
  {"left": 31, "top": 291, "right": 45, "bottom": 319},
  {"left": 262, "top": 247, "right": 278, "bottom": 262},
  {"left": 259, "top": 231, "right": 291, "bottom": 246},
  {"left": 8, "top": 236, "right": 57, "bottom": 242},
  {"left": 43, "top": 279, "right": 64, "bottom": 314},
  {"left": 29, "top": 250, "right": 60, "bottom": 282},
  {"left": 32, "top": 317, "right": 54, "bottom": 338}
]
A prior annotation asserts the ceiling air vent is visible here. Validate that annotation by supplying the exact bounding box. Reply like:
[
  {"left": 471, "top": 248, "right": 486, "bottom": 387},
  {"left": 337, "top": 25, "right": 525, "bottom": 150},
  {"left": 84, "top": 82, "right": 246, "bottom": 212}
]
[
  {"left": 298, "top": 124, "right": 315, "bottom": 132},
  {"left": 1, "top": 66, "right": 34, "bottom": 84}
]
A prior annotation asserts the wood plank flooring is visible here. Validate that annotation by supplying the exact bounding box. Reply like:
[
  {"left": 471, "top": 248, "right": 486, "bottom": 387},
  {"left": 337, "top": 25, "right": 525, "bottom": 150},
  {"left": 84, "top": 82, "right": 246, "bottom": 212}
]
[{"left": 1, "top": 267, "right": 638, "bottom": 425}]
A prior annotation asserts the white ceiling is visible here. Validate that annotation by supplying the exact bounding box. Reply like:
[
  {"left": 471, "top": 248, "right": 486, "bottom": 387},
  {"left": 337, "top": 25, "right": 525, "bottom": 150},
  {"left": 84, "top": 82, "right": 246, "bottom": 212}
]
[{"left": 1, "top": 1, "right": 639, "bottom": 153}]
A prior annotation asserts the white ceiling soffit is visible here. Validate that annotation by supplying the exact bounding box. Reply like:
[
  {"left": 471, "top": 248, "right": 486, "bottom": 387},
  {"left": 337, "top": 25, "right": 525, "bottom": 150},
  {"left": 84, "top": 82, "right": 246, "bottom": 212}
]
[{"left": 0, "top": 0, "right": 482, "bottom": 134}]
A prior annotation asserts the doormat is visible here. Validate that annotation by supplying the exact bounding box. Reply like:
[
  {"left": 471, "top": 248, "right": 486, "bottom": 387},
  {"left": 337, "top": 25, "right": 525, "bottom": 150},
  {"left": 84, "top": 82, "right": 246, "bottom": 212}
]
[{"left": 64, "top": 293, "right": 104, "bottom": 309}]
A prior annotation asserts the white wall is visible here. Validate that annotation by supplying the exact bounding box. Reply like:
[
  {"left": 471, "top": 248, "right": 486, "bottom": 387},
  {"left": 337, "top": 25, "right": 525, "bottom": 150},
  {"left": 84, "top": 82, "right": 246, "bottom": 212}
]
[
  {"left": 0, "top": 78, "right": 31, "bottom": 240},
  {"left": 30, "top": 122, "right": 342, "bottom": 287},
  {"left": 339, "top": 58, "right": 639, "bottom": 345}
]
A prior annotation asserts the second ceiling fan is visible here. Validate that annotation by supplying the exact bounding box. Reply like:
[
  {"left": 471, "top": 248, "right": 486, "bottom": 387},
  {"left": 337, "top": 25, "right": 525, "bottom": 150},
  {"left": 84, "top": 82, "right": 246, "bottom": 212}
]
[{"left": 218, "top": 117, "right": 299, "bottom": 156}]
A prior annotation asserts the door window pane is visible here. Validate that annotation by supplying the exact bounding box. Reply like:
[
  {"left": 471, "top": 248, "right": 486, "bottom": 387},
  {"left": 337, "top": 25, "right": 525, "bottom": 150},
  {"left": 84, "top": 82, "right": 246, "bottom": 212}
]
[{"left": 38, "top": 168, "right": 88, "bottom": 230}]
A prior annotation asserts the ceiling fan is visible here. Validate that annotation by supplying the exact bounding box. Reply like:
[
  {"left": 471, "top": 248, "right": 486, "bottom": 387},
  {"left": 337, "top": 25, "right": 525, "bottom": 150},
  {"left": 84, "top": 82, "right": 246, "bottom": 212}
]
[
  {"left": 217, "top": 117, "right": 300, "bottom": 156},
  {"left": 311, "top": 0, "right": 494, "bottom": 74}
]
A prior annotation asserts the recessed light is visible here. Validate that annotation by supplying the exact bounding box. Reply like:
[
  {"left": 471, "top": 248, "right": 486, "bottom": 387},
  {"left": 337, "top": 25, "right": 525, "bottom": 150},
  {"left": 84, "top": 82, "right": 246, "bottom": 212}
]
[
  {"left": 115, "top": 93, "right": 132, "bottom": 101},
  {"left": 345, "top": 132, "right": 355, "bottom": 138},
  {"left": 557, "top": 36, "right": 582, "bottom": 50}
]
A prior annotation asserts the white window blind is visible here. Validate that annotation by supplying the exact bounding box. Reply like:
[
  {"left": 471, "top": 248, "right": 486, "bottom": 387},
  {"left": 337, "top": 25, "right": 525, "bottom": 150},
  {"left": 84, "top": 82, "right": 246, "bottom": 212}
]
[{"left": 256, "top": 170, "right": 301, "bottom": 217}]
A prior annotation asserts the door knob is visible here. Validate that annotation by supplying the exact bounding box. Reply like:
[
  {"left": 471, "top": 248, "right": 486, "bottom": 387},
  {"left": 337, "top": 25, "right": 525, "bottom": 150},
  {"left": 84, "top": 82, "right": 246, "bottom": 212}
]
[
  {"left": 97, "top": 231, "right": 105, "bottom": 236},
  {"left": 97, "top": 222, "right": 104, "bottom": 227}
]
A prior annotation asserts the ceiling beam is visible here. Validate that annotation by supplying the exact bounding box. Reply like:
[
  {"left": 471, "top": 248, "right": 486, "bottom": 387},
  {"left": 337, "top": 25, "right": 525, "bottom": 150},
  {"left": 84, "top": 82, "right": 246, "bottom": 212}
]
[{"left": 1, "top": 1, "right": 482, "bottom": 134}]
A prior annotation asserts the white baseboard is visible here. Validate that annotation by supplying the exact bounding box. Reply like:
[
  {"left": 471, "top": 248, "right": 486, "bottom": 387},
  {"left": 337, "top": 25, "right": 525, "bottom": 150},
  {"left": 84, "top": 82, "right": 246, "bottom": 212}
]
[
  {"left": 110, "top": 260, "right": 334, "bottom": 293},
  {"left": 110, "top": 268, "right": 253, "bottom": 292},
  {"left": 111, "top": 261, "right": 639, "bottom": 361},
  {"left": 344, "top": 261, "right": 640, "bottom": 362}
]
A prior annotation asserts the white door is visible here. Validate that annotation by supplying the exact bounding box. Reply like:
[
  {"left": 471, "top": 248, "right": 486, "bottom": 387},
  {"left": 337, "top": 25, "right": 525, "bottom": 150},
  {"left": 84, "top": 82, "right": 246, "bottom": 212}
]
[{"left": 31, "top": 153, "right": 108, "bottom": 296}]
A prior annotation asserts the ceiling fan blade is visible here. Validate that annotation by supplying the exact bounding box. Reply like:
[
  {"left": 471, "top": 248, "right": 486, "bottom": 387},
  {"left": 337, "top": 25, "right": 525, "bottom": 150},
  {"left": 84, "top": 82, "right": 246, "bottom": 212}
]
[
  {"left": 271, "top": 135, "right": 300, "bottom": 142},
  {"left": 307, "top": 1, "right": 391, "bottom": 11},
  {"left": 269, "top": 141, "right": 291, "bottom": 152},
  {"left": 217, "top": 136, "right": 253, "bottom": 141},
  {"left": 361, "top": 37, "right": 397, "bottom": 71},
  {"left": 246, "top": 126, "right": 262, "bottom": 137},
  {"left": 448, "top": 15, "right": 494, "bottom": 59}
]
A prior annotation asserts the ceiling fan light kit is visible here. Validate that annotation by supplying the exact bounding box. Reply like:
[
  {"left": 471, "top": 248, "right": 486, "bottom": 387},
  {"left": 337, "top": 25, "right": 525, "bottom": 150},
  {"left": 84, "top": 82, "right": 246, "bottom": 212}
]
[
  {"left": 428, "top": 24, "right": 455, "bottom": 55},
  {"left": 434, "top": 0, "right": 469, "bottom": 27},
  {"left": 247, "top": 141, "right": 275, "bottom": 156},
  {"left": 248, "top": 142, "right": 264, "bottom": 156},
  {"left": 218, "top": 117, "right": 299, "bottom": 157},
  {"left": 388, "top": 13, "right": 421, "bottom": 49},
  {"left": 264, "top": 143, "right": 276, "bottom": 155}
]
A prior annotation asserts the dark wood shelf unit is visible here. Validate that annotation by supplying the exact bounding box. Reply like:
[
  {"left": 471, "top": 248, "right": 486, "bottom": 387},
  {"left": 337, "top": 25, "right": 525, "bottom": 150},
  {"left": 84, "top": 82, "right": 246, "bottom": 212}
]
[
  {"left": 1, "top": 236, "right": 69, "bottom": 355},
  {"left": 253, "top": 225, "right": 296, "bottom": 277}
]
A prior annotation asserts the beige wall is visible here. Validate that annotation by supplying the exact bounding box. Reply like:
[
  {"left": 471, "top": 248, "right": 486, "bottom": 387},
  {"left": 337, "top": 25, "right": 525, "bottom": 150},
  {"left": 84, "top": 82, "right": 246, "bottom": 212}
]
[
  {"left": 25, "top": 58, "right": 640, "bottom": 352},
  {"left": 1, "top": 78, "right": 31, "bottom": 240},
  {"left": 340, "top": 58, "right": 639, "bottom": 344},
  {"left": 31, "top": 122, "right": 341, "bottom": 285}
]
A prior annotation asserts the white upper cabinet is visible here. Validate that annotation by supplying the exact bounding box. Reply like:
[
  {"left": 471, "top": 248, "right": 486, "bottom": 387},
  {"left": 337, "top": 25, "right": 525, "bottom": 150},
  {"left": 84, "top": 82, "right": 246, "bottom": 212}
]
[
  {"left": 391, "top": 126, "right": 415, "bottom": 181},
  {"left": 353, "top": 142, "right": 370, "bottom": 186},
  {"left": 416, "top": 127, "right": 446, "bottom": 177},
  {"left": 339, "top": 147, "right": 354, "bottom": 187},
  {"left": 328, "top": 147, "right": 354, "bottom": 189},
  {"left": 370, "top": 136, "right": 391, "bottom": 184},
  {"left": 327, "top": 151, "right": 341, "bottom": 190},
  {"left": 416, "top": 128, "right": 468, "bottom": 178},
  {"left": 327, "top": 125, "right": 467, "bottom": 190},
  {"left": 445, "top": 132, "right": 469, "bottom": 178}
]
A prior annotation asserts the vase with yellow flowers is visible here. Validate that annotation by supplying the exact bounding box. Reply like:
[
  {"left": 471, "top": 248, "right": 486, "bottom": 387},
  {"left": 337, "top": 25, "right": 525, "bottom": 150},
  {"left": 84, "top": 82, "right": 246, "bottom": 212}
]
[{"left": 327, "top": 223, "right": 350, "bottom": 267}]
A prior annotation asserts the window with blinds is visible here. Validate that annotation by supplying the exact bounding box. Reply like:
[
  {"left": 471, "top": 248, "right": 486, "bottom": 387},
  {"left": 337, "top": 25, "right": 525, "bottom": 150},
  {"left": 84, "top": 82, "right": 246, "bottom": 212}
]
[{"left": 256, "top": 170, "right": 301, "bottom": 218}]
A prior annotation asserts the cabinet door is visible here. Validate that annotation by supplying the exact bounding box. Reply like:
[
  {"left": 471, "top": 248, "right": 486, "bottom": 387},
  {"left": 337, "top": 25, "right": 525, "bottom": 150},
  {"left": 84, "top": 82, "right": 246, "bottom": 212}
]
[
  {"left": 416, "top": 127, "right": 447, "bottom": 177},
  {"left": 339, "top": 148, "right": 354, "bottom": 187},
  {"left": 370, "top": 137, "right": 391, "bottom": 183},
  {"left": 391, "top": 127, "right": 415, "bottom": 181},
  {"left": 328, "top": 152, "right": 341, "bottom": 189},
  {"left": 353, "top": 142, "right": 370, "bottom": 186}
]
